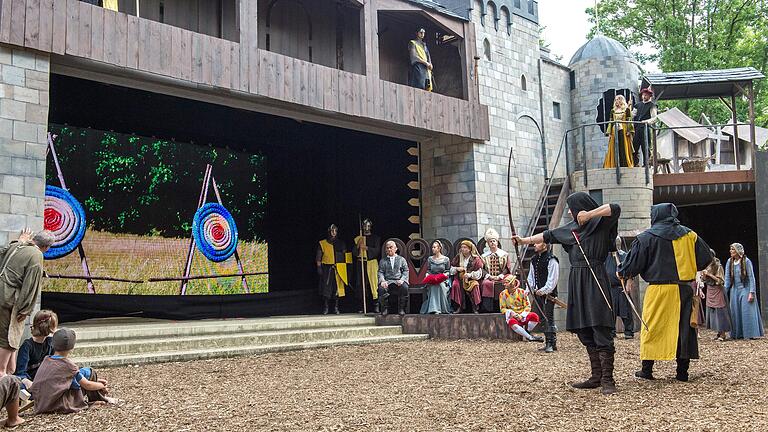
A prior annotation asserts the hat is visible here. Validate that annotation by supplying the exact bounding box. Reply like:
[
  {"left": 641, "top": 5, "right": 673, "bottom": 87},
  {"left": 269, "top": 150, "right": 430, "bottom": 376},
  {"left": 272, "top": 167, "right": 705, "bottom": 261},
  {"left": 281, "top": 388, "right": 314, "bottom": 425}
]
[
  {"left": 484, "top": 228, "right": 499, "bottom": 243},
  {"left": 502, "top": 274, "right": 519, "bottom": 289},
  {"left": 640, "top": 87, "right": 654, "bottom": 96},
  {"left": 730, "top": 243, "right": 745, "bottom": 257},
  {"left": 52, "top": 328, "right": 76, "bottom": 351}
]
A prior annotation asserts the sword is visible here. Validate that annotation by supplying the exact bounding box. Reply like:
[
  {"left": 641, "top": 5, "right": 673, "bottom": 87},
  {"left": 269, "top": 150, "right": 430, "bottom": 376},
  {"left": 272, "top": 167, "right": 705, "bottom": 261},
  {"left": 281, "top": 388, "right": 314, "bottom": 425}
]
[
  {"left": 613, "top": 252, "right": 650, "bottom": 332},
  {"left": 571, "top": 231, "right": 613, "bottom": 311}
]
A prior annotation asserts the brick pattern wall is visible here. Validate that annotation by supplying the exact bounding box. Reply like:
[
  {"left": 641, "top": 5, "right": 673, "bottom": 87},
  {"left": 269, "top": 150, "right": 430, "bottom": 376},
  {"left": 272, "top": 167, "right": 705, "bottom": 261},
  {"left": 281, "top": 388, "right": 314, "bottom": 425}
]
[
  {"left": 0, "top": 45, "right": 49, "bottom": 243},
  {"left": 541, "top": 58, "right": 572, "bottom": 180}
]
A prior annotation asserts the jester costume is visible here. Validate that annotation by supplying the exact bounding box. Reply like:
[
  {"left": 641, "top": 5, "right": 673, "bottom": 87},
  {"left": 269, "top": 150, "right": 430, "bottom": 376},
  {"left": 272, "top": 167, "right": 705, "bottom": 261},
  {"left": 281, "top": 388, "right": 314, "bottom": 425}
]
[{"left": 618, "top": 203, "right": 712, "bottom": 381}]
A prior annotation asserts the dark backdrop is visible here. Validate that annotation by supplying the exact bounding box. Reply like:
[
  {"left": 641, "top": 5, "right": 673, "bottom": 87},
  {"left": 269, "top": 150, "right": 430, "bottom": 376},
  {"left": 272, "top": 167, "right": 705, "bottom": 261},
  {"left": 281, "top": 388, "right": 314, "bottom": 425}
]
[{"left": 46, "top": 74, "right": 417, "bottom": 318}]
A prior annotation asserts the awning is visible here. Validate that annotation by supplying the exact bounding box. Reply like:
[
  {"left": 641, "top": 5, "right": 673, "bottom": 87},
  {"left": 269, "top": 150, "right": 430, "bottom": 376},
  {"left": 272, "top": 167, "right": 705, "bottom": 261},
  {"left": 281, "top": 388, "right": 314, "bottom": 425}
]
[
  {"left": 643, "top": 67, "right": 764, "bottom": 100},
  {"left": 656, "top": 107, "right": 711, "bottom": 144}
]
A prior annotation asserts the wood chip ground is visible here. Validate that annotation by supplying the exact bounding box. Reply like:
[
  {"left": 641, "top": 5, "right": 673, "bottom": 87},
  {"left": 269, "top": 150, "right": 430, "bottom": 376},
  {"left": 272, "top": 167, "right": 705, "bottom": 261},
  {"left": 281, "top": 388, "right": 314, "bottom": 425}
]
[{"left": 16, "top": 330, "right": 767, "bottom": 431}]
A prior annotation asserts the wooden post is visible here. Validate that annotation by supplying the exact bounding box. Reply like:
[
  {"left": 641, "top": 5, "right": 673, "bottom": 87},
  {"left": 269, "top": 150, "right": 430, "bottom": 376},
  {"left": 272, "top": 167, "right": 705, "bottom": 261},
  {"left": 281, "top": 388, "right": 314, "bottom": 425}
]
[
  {"left": 731, "top": 93, "right": 741, "bottom": 170},
  {"left": 749, "top": 81, "right": 757, "bottom": 164},
  {"left": 210, "top": 176, "right": 250, "bottom": 294},
  {"left": 643, "top": 123, "right": 650, "bottom": 184},
  {"left": 581, "top": 126, "right": 588, "bottom": 187}
]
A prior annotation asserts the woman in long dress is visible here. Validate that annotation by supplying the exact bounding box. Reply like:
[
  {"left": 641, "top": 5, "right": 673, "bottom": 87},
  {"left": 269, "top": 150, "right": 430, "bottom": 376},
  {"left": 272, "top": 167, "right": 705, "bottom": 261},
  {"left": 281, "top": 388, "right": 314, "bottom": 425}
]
[
  {"left": 701, "top": 250, "right": 730, "bottom": 341},
  {"left": 724, "top": 243, "right": 764, "bottom": 340},
  {"left": 603, "top": 94, "right": 635, "bottom": 168},
  {"left": 420, "top": 241, "right": 452, "bottom": 314}
]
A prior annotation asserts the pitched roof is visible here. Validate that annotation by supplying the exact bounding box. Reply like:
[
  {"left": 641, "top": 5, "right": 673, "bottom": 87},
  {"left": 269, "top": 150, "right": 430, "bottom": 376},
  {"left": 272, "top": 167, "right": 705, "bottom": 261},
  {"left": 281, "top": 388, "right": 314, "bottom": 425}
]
[
  {"left": 721, "top": 124, "right": 768, "bottom": 146},
  {"left": 656, "top": 107, "right": 711, "bottom": 143},
  {"left": 643, "top": 67, "right": 765, "bottom": 100},
  {"left": 405, "top": 0, "right": 466, "bottom": 20}
]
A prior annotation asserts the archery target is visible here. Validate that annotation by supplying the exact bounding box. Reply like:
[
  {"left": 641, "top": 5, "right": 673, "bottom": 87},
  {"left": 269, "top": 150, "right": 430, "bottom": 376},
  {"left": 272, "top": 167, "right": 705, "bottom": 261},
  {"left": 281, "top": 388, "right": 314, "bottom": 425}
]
[
  {"left": 192, "top": 202, "right": 239, "bottom": 262},
  {"left": 43, "top": 185, "right": 87, "bottom": 259}
]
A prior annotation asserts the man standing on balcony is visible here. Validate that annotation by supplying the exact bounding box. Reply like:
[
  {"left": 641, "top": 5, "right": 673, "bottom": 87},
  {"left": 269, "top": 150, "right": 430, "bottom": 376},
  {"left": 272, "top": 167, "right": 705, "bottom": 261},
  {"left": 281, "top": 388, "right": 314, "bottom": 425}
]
[
  {"left": 632, "top": 87, "right": 658, "bottom": 166},
  {"left": 408, "top": 28, "right": 433, "bottom": 92}
]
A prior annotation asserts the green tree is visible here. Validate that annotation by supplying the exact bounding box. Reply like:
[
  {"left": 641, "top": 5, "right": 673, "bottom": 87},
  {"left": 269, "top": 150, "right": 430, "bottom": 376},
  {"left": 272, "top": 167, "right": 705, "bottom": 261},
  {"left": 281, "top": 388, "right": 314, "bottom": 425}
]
[{"left": 587, "top": 0, "right": 768, "bottom": 128}]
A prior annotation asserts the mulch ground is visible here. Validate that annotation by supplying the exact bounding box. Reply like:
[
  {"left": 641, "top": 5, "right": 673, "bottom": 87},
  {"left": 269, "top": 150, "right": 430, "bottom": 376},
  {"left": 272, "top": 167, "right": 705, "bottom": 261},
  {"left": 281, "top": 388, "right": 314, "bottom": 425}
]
[{"left": 15, "top": 330, "right": 768, "bottom": 431}]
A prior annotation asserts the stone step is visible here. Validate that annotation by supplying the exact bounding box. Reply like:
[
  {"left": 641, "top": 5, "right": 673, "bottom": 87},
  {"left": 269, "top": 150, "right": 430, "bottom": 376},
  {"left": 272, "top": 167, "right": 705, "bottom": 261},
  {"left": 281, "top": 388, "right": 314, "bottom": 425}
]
[
  {"left": 72, "top": 325, "right": 405, "bottom": 357},
  {"left": 71, "top": 334, "right": 430, "bottom": 368},
  {"left": 67, "top": 315, "right": 377, "bottom": 342}
]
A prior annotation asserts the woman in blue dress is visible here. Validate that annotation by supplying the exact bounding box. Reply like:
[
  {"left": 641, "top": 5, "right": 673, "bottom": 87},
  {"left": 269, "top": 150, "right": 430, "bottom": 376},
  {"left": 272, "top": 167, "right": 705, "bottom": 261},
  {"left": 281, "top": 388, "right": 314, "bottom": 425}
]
[
  {"left": 724, "top": 243, "right": 764, "bottom": 339},
  {"left": 420, "top": 240, "right": 453, "bottom": 314}
]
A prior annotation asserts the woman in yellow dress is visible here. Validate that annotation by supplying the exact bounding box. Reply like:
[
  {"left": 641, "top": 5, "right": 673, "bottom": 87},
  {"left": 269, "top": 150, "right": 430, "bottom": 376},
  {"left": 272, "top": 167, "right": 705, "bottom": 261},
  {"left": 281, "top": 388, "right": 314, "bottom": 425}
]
[{"left": 603, "top": 94, "right": 635, "bottom": 168}]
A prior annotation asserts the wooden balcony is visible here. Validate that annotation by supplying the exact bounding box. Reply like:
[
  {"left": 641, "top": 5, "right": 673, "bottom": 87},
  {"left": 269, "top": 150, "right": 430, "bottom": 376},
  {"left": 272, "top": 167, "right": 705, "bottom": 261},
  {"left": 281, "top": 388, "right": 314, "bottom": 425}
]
[{"left": 0, "top": 0, "right": 489, "bottom": 141}]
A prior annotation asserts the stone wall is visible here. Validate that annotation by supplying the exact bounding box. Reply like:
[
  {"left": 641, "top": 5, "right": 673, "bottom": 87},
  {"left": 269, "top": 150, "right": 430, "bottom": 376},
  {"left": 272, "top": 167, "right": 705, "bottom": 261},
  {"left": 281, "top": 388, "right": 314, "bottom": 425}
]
[
  {"left": 569, "top": 56, "right": 640, "bottom": 170},
  {"left": 541, "top": 57, "right": 572, "bottom": 180},
  {"left": 570, "top": 168, "right": 653, "bottom": 236},
  {"left": 0, "top": 45, "right": 49, "bottom": 243}
]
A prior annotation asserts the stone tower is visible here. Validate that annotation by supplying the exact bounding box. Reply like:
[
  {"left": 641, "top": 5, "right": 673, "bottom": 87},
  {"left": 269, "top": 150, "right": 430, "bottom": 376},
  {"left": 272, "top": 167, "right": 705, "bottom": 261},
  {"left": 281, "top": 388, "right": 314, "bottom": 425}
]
[{"left": 568, "top": 36, "right": 641, "bottom": 170}]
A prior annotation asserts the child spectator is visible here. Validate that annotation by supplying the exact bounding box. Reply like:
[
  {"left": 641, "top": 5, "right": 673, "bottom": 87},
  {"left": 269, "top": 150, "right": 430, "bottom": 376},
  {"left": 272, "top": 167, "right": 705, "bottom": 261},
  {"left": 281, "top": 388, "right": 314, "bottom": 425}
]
[
  {"left": 30, "top": 328, "right": 116, "bottom": 414},
  {"left": 14, "top": 310, "right": 58, "bottom": 389},
  {"left": 0, "top": 375, "right": 24, "bottom": 427}
]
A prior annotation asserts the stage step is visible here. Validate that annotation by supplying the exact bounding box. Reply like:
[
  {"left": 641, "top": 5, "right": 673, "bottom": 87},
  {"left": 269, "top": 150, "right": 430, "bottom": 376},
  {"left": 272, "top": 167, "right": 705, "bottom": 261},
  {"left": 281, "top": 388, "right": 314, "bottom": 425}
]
[
  {"left": 66, "top": 315, "right": 428, "bottom": 367},
  {"left": 72, "top": 334, "right": 429, "bottom": 368}
]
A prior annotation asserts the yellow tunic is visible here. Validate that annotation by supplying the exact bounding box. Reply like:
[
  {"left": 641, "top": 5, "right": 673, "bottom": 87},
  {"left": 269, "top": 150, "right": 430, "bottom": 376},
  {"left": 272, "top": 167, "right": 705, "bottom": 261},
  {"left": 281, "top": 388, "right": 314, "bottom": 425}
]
[
  {"left": 319, "top": 240, "right": 352, "bottom": 297},
  {"left": 353, "top": 235, "right": 379, "bottom": 300}
]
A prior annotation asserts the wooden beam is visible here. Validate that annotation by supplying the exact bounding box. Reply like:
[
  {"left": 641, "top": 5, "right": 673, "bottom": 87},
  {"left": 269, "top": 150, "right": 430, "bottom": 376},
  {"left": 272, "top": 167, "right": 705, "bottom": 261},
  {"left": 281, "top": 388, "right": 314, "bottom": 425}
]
[{"left": 653, "top": 170, "right": 754, "bottom": 187}]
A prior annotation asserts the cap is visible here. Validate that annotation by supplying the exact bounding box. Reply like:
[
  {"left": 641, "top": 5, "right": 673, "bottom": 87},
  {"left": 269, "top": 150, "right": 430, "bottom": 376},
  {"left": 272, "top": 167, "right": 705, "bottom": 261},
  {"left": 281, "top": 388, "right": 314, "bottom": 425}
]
[{"left": 52, "top": 328, "right": 76, "bottom": 352}]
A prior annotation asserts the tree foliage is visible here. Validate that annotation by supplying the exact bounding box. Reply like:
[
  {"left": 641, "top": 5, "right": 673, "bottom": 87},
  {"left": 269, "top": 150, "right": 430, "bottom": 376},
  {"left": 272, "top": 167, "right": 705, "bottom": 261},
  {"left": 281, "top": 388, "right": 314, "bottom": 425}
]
[{"left": 587, "top": 0, "right": 768, "bottom": 127}]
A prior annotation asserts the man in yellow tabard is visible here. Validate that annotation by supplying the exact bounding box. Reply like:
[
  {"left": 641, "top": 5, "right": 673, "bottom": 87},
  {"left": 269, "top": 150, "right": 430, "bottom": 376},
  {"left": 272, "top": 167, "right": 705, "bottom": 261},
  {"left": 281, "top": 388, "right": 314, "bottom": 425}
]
[
  {"left": 408, "top": 28, "right": 433, "bottom": 92},
  {"left": 316, "top": 224, "right": 352, "bottom": 315},
  {"left": 353, "top": 219, "right": 381, "bottom": 313}
]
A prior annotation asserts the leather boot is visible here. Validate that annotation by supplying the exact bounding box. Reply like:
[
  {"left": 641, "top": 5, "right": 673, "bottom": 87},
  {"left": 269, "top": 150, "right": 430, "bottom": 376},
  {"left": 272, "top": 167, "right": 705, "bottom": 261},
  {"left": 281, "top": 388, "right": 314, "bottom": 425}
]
[
  {"left": 399, "top": 292, "right": 408, "bottom": 316},
  {"left": 471, "top": 302, "right": 479, "bottom": 314},
  {"left": 635, "top": 360, "right": 655, "bottom": 380},
  {"left": 542, "top": 332, "right": 555, "bottom": 353},
  {"left": 676, "top": 359, "right": 690, "bottom": 382},
  {"left": 599, "top": 350, "right": 617, "bottom": 395},
  {"left": 572, "top": 347, "right": 602, "bottom": 389},
  {"left": 551, "top": 332, "right": 558, "bottom": 351},
  {"left": 322, "top": 298, "right": 329, "bottom": 315},
  {"left": 333, "top": 297, "right": 340, "bottom": 315},
  {"left": 373, "top": 301, "right": 380, "bottom": 314},
  {"left": 379, "top": 297, "right": 388, "bottom": 316}
]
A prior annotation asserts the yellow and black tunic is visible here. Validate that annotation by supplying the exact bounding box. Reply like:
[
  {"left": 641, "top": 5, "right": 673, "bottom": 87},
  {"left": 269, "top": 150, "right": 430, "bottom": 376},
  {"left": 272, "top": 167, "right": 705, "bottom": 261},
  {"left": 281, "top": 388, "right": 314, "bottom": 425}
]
[
  {"left": 316, "top": 239, "right": 352, "bottom": 298},
  {"left": 618, "top": 204, "right": 712, "bottom": 361}
]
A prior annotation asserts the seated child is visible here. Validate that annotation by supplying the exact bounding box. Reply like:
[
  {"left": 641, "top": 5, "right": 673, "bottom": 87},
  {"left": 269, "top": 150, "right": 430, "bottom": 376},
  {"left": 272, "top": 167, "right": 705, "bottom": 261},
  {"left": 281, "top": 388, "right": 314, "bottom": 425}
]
[
  {"left": 14, "top": 310, "right": 58, "bottom": 389},
  {"left": 0, "top": 375, "right": 24, "bottom": 428},
  {"left": 499, "top": 275, "right": 544, "bottom": 342},
  {"left": 30, "top": 328, "right": 116, "bottom": 414}
]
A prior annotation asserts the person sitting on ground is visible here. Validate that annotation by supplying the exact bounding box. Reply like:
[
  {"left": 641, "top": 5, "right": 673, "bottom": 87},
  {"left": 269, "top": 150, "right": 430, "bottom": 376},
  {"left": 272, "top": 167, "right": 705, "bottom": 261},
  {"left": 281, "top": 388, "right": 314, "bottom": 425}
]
[
  {"left": 449, "top": 240, "right": 484, "bottom": 314},
  {"left": 377, "top": 241, "right": 410, "bottom": 316},
  {"left": 14, "top": 310, "right": 58, "bottom": 389},
  {"left": 499, "top": 275, "right": 544, "bottom": 342},
  {"left": 30, "top": 328, "right": 116, "bottom": 414},
  {"left": 480, "top": 228, "right": 511, "bottom": 313},
  {"left": 0, "top": 375, "right": 24, "bottom": 428}
]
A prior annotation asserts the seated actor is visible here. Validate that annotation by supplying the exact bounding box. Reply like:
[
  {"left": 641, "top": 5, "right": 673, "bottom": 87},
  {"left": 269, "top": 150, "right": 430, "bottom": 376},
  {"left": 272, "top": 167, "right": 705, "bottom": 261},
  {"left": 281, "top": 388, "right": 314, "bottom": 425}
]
[
  {"left": 499, "top": 275, "right": 544, "bottom": 342},
  {"left": 377, "top": 241, "right": 410, "bottom": 316},
  {"left": 480, "top": 228, "right": 511, "bottom": 313},
  {"left": 449, "top": 240, "right": 484, "bottom": 314}
]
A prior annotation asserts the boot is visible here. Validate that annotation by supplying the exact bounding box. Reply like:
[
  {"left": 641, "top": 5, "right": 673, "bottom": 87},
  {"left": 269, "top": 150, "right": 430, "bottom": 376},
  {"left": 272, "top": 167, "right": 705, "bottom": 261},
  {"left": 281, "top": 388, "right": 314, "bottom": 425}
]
[
  {"left": 379, "top": 297, "right": 388, "bottom": 316},
  {"left": 634, "top": 360, "right": 655, "bottom": 380},
  {"left": 373, "top": 301, "right": 380, "bottom": 314},
  {"left": 399, "top": 292, "right": 408, "bottom": 316},
  {"left": 322, "top": 298, "right": 329, "bottom": 315},
  {"left": 471, "top": 302, "right": 479, "bottom": 314},
  {"left": 542, "top": 332, "right": 555, "bottom": 353},
  {"left": 571, "top": 348, "right": 602, "bottom": 389},
  {"left": 551, "top": 332, "right": 558, "bottom": 351},
  {"left": 676, "top": 359, "right": 690, "bottom": 382},
  {"left": 599, "top": 350, "right": 617, "bottom": 395},
  {"left": 333, "top": 297, "right": 340, "bottom": 315}
]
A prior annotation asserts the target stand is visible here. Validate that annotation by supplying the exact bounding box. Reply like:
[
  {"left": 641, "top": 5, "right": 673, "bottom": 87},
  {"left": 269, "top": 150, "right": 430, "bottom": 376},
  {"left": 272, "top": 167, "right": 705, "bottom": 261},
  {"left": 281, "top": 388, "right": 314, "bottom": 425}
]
[
  {"left": 179, "top": 164, "right": 250, "bottom": 295},
  {"left": 45, "top": 132, "right": 96, "bottom": 293}
]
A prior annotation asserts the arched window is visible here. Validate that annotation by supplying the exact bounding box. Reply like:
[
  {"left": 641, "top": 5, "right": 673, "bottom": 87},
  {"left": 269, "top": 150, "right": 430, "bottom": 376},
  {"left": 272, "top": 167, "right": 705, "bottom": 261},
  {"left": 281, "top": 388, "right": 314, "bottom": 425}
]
[
  {"left": 266, "top": 0, "right": 313, "bottom": 62},
  {"left": 483, "top": 38, "right": 492, "bottom": 61},
  {"left": 474, "top": 0, "right": 486, "bottom": 26},
  {"left": 486, "top": 1, "right": 498, "bottom": 31},
  {"left": 521, "top": 74, "right": 528, "bottom": 91},
  {"left": 499, "top": 6, "right": 511, "bottom": 35}
]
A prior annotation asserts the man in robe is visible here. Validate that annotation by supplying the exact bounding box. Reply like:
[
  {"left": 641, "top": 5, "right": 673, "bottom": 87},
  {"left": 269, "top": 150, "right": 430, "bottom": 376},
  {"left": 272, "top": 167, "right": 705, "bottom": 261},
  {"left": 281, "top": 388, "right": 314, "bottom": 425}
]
[
  {"left": 480, "top": 228, "right": 511, "bottom": 313},
  {"left": 632, "top": 87, "right": 657, "bottom": 166},
  {"left": 377, "top": 241, "right": 410, "bottom": 316},
  {"left": 0, "top": 229, "right": 54, "bottom": 377},
  {"left": 527, "top": 242, "right": 560, "bottom": 353},
  {"left": 618, "top": 203, "right": 712, "bottom": 382},
  {"left": 316, "top": 224, "right": 351, "bottom": 315},
  {"left": 514, "top": 192, "right": 621, "bottom": 395},
  {"left": 408, "top": 28, "right": 433, "bottom": 91},
  {"left": 605, "top": 237, "right": 635, "bottom": 339},
  {"left": 449, "top": 240, "right": 484, "bottom": 314},
  {"left": 353, "top": 219, "right": 381, "bottom": 313}
]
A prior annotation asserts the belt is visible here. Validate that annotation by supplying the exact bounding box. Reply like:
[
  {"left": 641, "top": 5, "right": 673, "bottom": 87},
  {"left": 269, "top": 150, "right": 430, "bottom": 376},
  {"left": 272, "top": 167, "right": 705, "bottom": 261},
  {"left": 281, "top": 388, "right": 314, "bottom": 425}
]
[{"left": 647, "top": 281, "right": 691, "bottom": 285}]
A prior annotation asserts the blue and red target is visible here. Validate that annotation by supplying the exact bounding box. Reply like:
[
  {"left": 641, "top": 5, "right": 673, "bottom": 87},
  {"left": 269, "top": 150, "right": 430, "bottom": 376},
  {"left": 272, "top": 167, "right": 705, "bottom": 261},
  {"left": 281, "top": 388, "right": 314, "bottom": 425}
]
[
  {"left": 192, "top": 203, "right": 238, "bottom": 262},
  {"left": 43, "top": 185, "right": 87, "bottom": 259}
]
